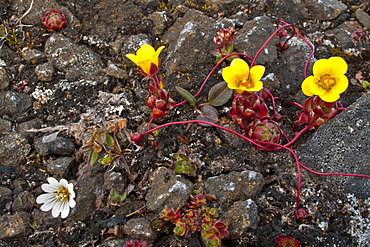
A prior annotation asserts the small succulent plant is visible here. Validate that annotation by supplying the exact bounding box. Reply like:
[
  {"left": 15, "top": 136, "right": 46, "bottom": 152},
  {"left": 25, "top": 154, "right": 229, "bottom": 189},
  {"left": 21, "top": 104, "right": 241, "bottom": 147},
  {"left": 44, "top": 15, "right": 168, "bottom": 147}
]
[
  {"left": 42, "top": 9, "right": 67, "bottom": 32},
  {"left": 125, "top": 239, "right": 152, "bottom": 247},
  {"left": 247, "top": 118, "right": 282, "bottom": 149},
  {"left": 294, "top": 96, "right": 339, "bottom": 131},
  {"left": 275, "top": 235, "right": 301, "bottom": 247},
  {"left": 160, "top": 194, "right": 229, "bottom": 247}
]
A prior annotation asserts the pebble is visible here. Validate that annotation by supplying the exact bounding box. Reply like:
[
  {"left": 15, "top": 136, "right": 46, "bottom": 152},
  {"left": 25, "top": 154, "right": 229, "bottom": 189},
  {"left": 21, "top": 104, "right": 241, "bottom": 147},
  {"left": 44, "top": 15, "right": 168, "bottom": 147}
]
[{"left": 34, "top": 136, "right": 75, "bottom": 156}]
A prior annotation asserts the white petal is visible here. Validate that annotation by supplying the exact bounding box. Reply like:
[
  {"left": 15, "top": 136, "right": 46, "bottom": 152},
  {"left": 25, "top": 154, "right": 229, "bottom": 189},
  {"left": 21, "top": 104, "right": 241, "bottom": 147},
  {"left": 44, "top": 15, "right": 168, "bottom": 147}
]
[
  {"left": 60, "top": 202, "right": 70, "bottom": 218},
  {"left": 47, "top": 177, "right": 59, "bottom": 185},
  {"left": 59, "top": 179, "right": 68, "bottom": 187},
  {"left": 40, "top": 198, "right": 57, "bottom": 212},
  {"left": 51, "top": 202, "right": 62, "bottom": 218},
  {"left": 36, "top": 193, "right": 55, "bottom": 204},
  {"left": 42, "top": 182, "right": 61, "bottom": 193},
  {"left": 67, "top": 184, "right": 75, "bottom": 198},
  {"left": 69, "top": 198, "right": 76, "bottom": 208}
]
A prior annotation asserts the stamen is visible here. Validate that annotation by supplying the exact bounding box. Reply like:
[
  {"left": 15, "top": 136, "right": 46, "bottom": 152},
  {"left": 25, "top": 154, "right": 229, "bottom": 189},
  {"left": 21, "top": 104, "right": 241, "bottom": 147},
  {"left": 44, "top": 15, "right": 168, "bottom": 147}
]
[{"left": 55, "top": 187, "right": 70, "bottom": 202}]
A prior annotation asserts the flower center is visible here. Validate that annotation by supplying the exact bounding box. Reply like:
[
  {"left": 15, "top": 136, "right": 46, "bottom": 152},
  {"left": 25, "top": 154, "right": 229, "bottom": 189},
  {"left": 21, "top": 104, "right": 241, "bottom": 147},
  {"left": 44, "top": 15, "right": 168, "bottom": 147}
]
[
  {"left": 55, "top": 187, "right": 70, "bottom": 202},
  {"left": 238, "top": 75, "right": 253, "bottom": 89},
  {"left": 318, "top": 74, "right": 336, "bottom": 90}
]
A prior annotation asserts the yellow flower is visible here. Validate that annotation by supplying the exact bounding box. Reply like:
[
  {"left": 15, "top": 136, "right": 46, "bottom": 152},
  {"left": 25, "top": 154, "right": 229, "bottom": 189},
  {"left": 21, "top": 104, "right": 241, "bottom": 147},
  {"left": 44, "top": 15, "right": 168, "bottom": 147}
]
[
  {"left": 126, "top": 44, "right": 165, "bottom": 76},
  {"left": 301, "top": 57, "right": 348, "bottom": 102},
  {"left": 222, "top": 58, "right": 265, "bottom": 94}
]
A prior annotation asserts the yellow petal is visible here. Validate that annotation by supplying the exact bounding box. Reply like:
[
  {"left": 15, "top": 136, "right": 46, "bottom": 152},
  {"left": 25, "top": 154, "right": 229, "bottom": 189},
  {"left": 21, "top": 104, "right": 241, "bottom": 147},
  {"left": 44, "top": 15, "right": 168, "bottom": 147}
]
[
  {"left": 153, "top": 46, "right": 165, "bottom": 66},
  {"left": 313, "top": 57, "right": 348, "bottom": 76},
  {"left": 125, "top": 53, "right": 140, "bottom": 64},
  {"left": 330, "top": 75, "right": 348, "bottom": 94},
  {"left": 222, "top": 66, "right": 238, "bottom": 88},
  {"left": 301, "top": 76, "right": 314, "bottom": 96},
  {"left": 309, "top": 78, "right": 326, "bottom": 95},
  {"left": 250, "top": 65, "right": 265, "bottom": 82},
  {"left": 312, "top": 58, "right": 330, "bottom": 76},
  {"left": 234, "top": 89, "right": 245, "bottom": 94},
  {"left": 328, "top": 57, "right": 348, "bottom": 75},
  {"left": 137, "top": 44, "right": 155, "bottom": 58},
  {"left": 247, "top": 80, "right": 263, "bottom": 92},
  {"left": 230, "top": 58, "right": 250, "bottom": 76},
  {"left": 319, "top": 91, "right": 340, "bottom": 102}
]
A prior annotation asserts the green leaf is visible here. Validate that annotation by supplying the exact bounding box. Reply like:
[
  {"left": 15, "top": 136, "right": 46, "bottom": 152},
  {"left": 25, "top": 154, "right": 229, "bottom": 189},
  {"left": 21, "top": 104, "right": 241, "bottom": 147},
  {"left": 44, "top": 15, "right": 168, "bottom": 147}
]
[
  {"left": 208, "top": 81, "right": 233, "bottom": 106},
  {"left": 90, "top": 151, "right": 99, "bottom": 165},
  {"left": 105, "top": 134, "right": 115, "bottom": 147},
  {"left": 175, "top": 86, "right": 197, "bottom": 106},
  {"left": 98, "top": 152, "right": 114, "bottom": 165}
]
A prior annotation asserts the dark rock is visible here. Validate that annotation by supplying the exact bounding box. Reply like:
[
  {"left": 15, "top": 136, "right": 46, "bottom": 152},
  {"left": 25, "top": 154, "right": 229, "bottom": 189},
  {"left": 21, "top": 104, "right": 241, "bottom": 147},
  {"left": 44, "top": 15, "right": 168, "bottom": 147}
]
[
  {"left": 222, "top": 199, "right": 260, "bottom": 239},
  {"left": 203, "top": 170, "right": 265, "bottom": 205},
  {"left": 47, "top": 157, "right": 75, "bottom": 177},
  {"left": 0, "top": 186, "right": 12, "bottom": 213},
  {"left": 96, "top": 239, "right": 127, "bottom": 247},
  {"left": 298, "top": 93, "right": 370, "bottom": 198},
  {"left": 0, "top": 119, "right": 12, "bottom": 132},
  {"left": 304, "top": 0, "right": 347, "bottom": 21},
  {"left": 234, "top": 16, "right": 278, "bottom": 65},
  {"left": 106, "top": 61, "right": 128, "bottom": 80},
  {"left": 148, "top": 11, "right": 168, "bottom": 35},
  {"left": 0, "top": 212, "right": 31, "bottom": 240},
  {"left": 71, "top": 170, "right": 104, "bottom": 222},
  {"left": 12, "top": 191, "right": 35, "bottom": 213},
  {"left": 121, "top": 34, "right": 151, "bottom": 56},
  {"left": 162, "top": 9, "right": 218, "bottom": 77},
  {"left": 0, "top": 133, "right": 31, "bottom": 167},
  {"left": 354, "top": 8, "right": 370, "bottom": 28},
  {"left": 31, "top": 209, "right": 63, "bottom": 229},
  {"left": 34, "top": 136, "right": 75, "bottom": 156},
  {"left": 145, "top": 167, "right": 193, "bottom": 212},
  {"left": 123, "top": 218, "right": 158, "bottom": 242},
  {"left": 16, "top": 118, "right": 43, "bottom": 139},
  {"left": 44, "top": 34, "right": 104, "bottom": 81},
  {"left": 325, "top": 21, "right": 358, "bottom": 48},
  {"left": 0, "top": 91, "right": 33, "bottom": 117},
  {"left": 21, "top": 48, "right": 46, "bottom": 63},
  {"left": 35, "top": 62, "right": 54, "bottom": 82},
  {"left": 0, "top": 67, "right": 9, "bottom": 90},
  {"left": 103, "top": 169, "right": 127, "bottom": 197}
]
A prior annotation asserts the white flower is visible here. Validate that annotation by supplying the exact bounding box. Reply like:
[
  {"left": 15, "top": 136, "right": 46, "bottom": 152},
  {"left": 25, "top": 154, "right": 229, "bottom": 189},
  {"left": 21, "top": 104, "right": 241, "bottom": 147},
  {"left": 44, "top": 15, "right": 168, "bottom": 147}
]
[{"left": 36, "top": 177, "right": 76, "bottom": 218}]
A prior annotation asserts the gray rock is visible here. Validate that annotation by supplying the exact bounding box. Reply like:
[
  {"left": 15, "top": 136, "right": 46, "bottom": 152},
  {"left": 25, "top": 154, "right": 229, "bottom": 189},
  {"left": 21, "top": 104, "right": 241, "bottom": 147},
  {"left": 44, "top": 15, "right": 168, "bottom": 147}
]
[
  {"left": 121, "top": 34, "right": 151, "bottom": 57},
  {"left": 34, "top": 136, "right": 75, "bottom": 156},
  {"left": 35, "top": 62, "right": 55, "bottom": 81},
  {"left": 221, "top": 199, "right": 260, "bottom": 239},
  {"left": 203, "top": 170, "right": 265, "bottom": 204},
  {"left": 134, "top": 0, "right": 160, "bottom": 7},
  {"left": 162, "top": 9, "right": 218, "bottom": 76},
  {"left": 0, "top": 67, "right": 9, "bottom": 90},
  {"left": 0, "top": 186, "right": 12, "bottom": 213},
  {"left": 103, "top": 169, "right": 127, "bottom": 197},
  {"left": 21, "top": 48, "right": 46, "bottom": 63},
  {"left": 96, "top": 239, "right": 127, "bottom": 247},
  {"left": 0, "top": 133, "right": 31, "bottom": 167},
  {"left": 0, "top": 91, "right": 33, "bottom": 117},
  {"left": 0, "top": 119, "right": 12, "bottom": 132},
  {"left": 106, "top": 61, "right": 128, "bottom": 80},
  {"left": 44, "top": 34, "right": 104, "bottom": 81},
  {"left": 0, "top": 212, "right": 31, "bottom": 240},
  {"left": 145, "top": 167, "right": 193, "bottom": 212},
  {"left": 325, "top": 21, "right": 358, "bottom": 48},
  {"left": 234, "top": 16, "right": 279, "bottom": 65},
  {"left": 16, "top": 118, "right": 43, "bottom": 139},
  {"left": 123, "top": 218, "right": 158, "bottom": 242},
  {"left": 298, "top": 93, "right": 370, "bottom": 198},
  {"left": 47, "top": 157, "right": 75, "bottom": 177},
  {"left": 304, "top": 0, "right": 347, "bottom": 21},
  {"left": 354, "top": 8, "right": 370, "bottom": 28},
  {"left": 148, "top": 11, "right": 168, "bottom": 35},
  {"left": 71, "top": 170, "right": 104, "bottom": 222},
  {"left": 12, "top": 191, "right": 35, "bottom": 213}
]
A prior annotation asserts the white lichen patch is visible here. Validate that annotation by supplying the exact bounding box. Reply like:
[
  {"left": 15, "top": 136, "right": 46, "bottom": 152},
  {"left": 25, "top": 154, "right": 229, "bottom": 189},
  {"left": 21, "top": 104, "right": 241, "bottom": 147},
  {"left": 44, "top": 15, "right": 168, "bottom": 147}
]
[
  {"left": 169, "top": 180, "right": 188, "bottom": 194},
  {"left": 30, "top": 87, "right": 55, "bottom": 104}
]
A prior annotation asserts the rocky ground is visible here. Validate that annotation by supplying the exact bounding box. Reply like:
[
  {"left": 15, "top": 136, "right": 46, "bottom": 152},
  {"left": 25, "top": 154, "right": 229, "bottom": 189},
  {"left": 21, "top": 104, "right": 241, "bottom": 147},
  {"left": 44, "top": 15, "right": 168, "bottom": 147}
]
[{"left": 0, "top": 0, "right": 370, "bottom": 246}]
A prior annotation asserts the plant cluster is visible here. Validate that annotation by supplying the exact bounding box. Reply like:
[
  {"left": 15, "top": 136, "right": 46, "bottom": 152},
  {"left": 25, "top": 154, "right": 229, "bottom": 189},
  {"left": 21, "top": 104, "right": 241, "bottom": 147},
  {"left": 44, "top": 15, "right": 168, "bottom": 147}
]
[{"left": 158, "top": 194, "right": 229, "bottom": 247}]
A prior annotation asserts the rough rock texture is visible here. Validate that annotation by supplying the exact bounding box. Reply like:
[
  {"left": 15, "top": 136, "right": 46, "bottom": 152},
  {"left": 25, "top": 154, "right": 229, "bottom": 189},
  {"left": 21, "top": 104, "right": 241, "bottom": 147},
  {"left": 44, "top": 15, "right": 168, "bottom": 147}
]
[
  {"left": 0, "top": 133, "right": 31, "bottom": 167},
  {"left": 299, "top": 92, "right": 370, "bottom": 198},
  {"left": 145, "top": 167, "right": 193, "bottom": 212}
]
